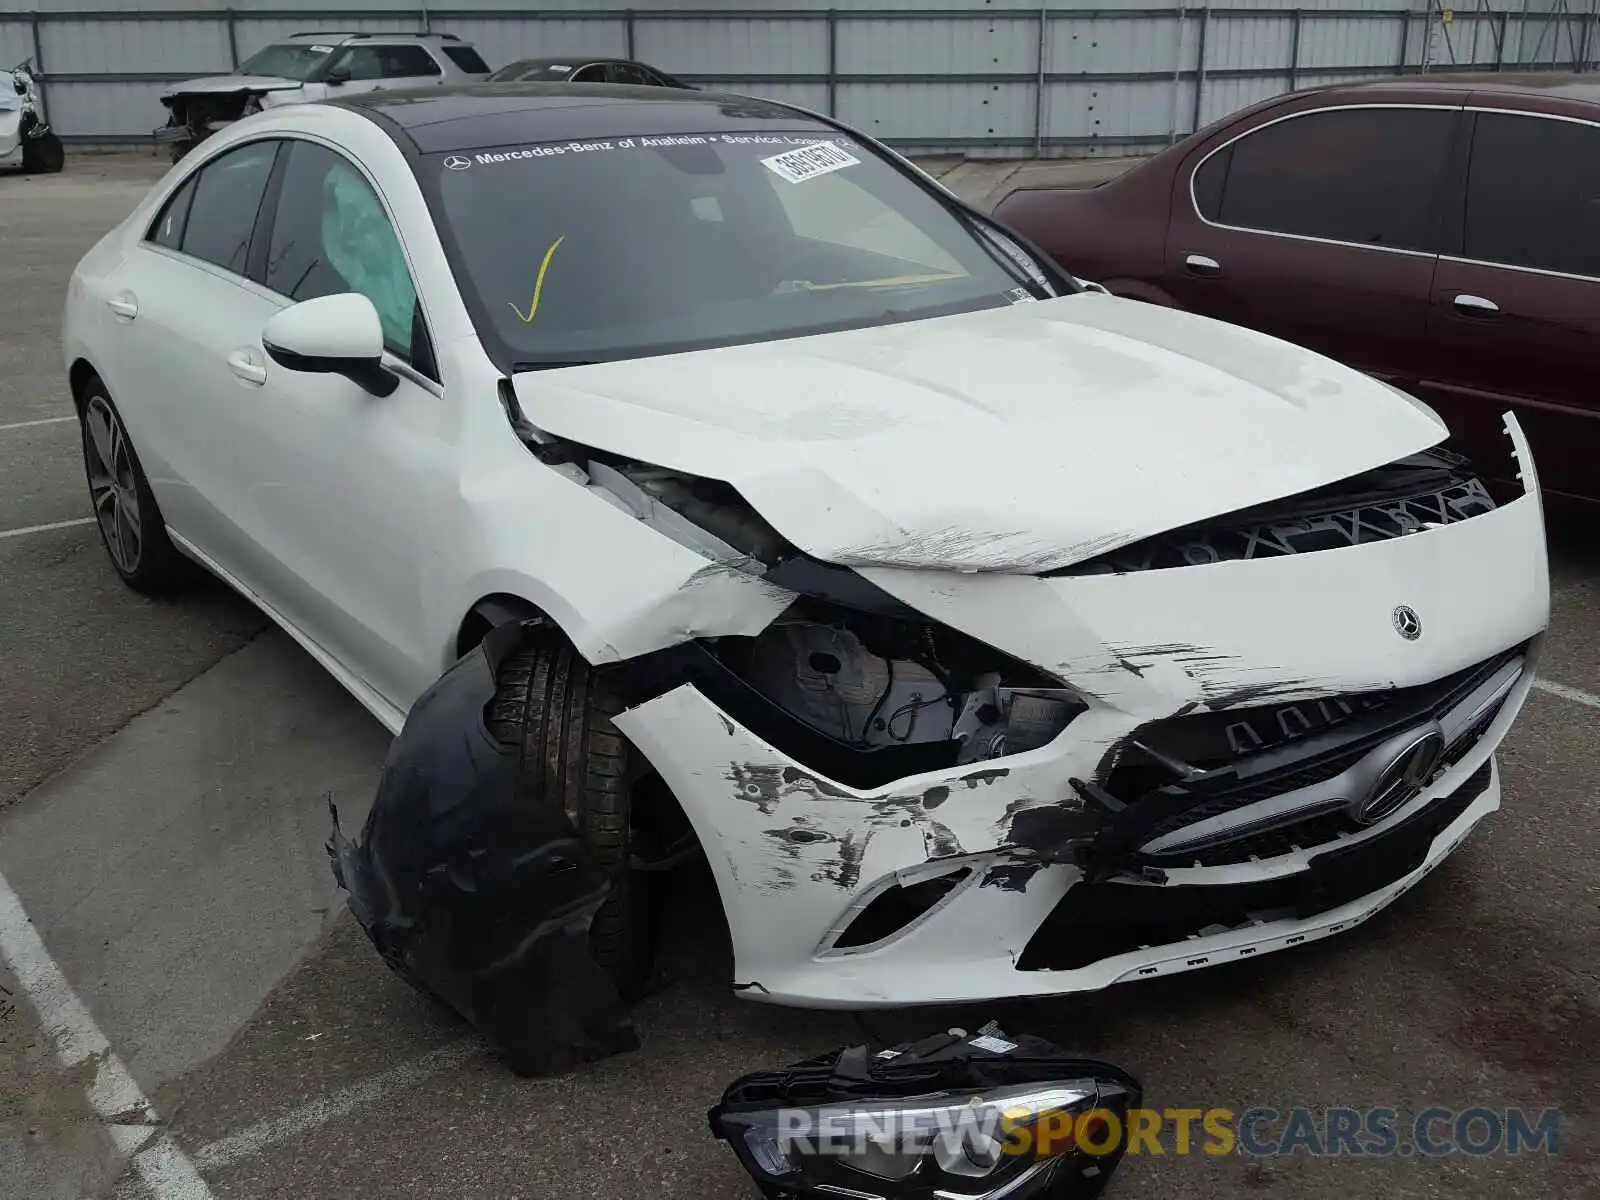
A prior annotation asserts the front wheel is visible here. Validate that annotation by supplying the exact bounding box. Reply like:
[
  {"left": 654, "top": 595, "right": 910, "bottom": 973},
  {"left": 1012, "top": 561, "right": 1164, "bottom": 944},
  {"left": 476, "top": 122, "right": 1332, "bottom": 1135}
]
[
  {"left": 485, "top": 629, "right": 659, "bottom": 1001},
  {"left": 21, "top": 130, "right": 64, "bottom": 174}
]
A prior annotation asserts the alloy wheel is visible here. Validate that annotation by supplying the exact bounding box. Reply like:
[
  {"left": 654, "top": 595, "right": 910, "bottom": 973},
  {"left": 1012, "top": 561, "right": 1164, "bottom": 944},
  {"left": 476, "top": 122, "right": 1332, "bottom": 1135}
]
[{"left": 83, "top": 394, "right": 143, "bottom": 575}]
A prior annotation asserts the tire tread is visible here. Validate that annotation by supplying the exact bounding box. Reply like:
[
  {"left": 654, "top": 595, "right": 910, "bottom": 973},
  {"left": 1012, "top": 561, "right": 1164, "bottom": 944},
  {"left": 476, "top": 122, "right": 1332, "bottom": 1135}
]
[{"left": 485, "top": 629, "right": 644, "bottom": 996}]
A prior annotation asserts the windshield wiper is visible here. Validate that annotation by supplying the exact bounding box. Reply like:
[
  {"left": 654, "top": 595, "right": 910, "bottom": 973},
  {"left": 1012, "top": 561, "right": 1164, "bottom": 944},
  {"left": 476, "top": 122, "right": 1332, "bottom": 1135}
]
[{"left": 950, "top": 208, "right": 1064, "bottom": 300}]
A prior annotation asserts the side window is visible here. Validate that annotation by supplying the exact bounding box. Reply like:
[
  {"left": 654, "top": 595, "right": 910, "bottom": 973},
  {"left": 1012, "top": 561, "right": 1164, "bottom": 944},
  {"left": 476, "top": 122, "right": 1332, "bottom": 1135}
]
[
  {"left": 1191, "top": 145, "right": 1231, "bottom": 222},
  {"left": 379, "top": 45, "right": 443, "bottom": 78},
  {"left": 570, "top": 65, "right": 607, "bottom": 83},
  {"left": 442, "top": 46, "right": 490, "bottom": 74},
  {"left": 1198, "top": 108, "right": 1455, "bottom": 252},
  {"left": 262, "top": 140, "right": 420, "bottom": 360},
  {"left": 1463, "top": 112, "right": 1600, "bottom": 278},
  {"left": 328, "top": 46, "right": 384, "bottom": 81},
  {"left": 178, "top": 140, "right": 280, "bottom": 274},
  {"left": 147, "top": 176, "right": 197, "bottom": 249},
  {"left": 608, "top": 63, "right": 653, "bottom": 86}
]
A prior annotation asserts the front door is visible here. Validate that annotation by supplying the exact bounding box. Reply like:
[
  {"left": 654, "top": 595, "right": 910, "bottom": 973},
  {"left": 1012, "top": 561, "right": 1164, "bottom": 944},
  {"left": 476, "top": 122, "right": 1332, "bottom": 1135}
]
[
  {"left": 325, "top": 43, "right": 445, "bottom": 97},
  {"left": 230, "top": 137, "right": 455, "bottom": 711},
  {"left": 1418, "top": 107, "right": 1600, "bottom": 503},
  {"left": 1164, "top": 104, "right": 1461, "bottom": 391}
]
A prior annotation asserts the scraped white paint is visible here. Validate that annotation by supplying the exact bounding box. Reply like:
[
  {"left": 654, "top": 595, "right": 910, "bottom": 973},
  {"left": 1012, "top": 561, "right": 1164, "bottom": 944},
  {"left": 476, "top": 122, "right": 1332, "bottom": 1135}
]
[
  {"left": 0, "top": 868, "right": 215, "bottom": 1199},
  {"left": 0, "top": 415, "right": 75, "bottom": 432},
  {"left": 1533, "top": 678, "right": 1600, "bottom": 709},
  {"left": 192, "top": 1039, "right": 480, "bottom": 1171},
  {"left": 0, "top": 517, "right": 95, "bottom": 539}
]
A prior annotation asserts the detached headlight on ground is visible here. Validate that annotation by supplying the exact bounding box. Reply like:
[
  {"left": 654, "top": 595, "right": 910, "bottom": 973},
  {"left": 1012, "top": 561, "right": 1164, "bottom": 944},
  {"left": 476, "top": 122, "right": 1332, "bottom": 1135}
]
[{"left": 709, "top": 1023, "right": 1140, "bottom": 1199}]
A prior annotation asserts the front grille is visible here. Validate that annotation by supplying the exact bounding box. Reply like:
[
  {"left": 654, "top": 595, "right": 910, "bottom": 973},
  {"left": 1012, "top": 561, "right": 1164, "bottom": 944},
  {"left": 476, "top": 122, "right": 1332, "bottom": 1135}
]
[
  {"left": 1096, "top": 644, "right": 1525, "bottom": 868},
  {"left": 1018, "top": 759, "right": 1492, "bottom": 972},
  {"left": 1053, "top": 449, "right": 1495, "bottom": 577}
]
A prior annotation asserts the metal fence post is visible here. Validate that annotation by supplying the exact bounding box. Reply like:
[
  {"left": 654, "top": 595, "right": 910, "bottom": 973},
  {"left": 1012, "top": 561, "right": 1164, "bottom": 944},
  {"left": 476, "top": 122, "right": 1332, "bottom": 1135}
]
[
  {"left": 1496, "top": 10, "right": 1508, "bottom": 67},
  {"left": 1033, "top": 5, "right": 1046, "bottom": 158},
  {"left": 625, "top": 9, "right": 636, "bottom": 59},
  {"left": 1192, "top": 3, "right": 1210, "bottom": 133},
  {"left": 826, "top": 9, "right": 837, "bottom": 116},
  {"left": 28, "top": 11, "right": 46, "bottom": 124},
  {"left": 1288, "top": 9, "right": 1302, "bottom": 90},
  {"left": 1169, "top": 6, "right": 1186, "bottom": 145},
  {"left": 226, "top": 9, "right": 239, "bottom": 69},
  {"left": 1398, "top": 9, "right": 1411, "bottom": 70}
]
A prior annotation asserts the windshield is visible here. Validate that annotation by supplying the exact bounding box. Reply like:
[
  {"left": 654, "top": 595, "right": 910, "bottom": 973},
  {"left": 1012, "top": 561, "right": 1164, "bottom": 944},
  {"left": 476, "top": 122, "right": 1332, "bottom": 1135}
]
[
  {"left": 425, "top": 130, "right": 1060, "bottom": 368},
  {"left": 237, "top": 42, "right": 335, "bottom": 81}
]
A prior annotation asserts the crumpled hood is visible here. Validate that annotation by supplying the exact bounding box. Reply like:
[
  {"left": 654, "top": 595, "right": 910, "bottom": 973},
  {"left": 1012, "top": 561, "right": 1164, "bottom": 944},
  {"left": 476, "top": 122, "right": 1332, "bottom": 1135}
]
[
  {"left": 161, "top": 75, "right": 307, "bottom": 100},
  {"left": 512, "top": 294, "right": 1450, "bottom": 573}
]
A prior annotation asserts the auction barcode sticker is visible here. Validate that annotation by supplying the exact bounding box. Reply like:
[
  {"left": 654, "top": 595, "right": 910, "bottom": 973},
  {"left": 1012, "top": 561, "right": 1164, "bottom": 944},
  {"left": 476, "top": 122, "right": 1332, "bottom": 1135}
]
[{"left": 761, "top": 140, "right": 861, "bottom": 184}]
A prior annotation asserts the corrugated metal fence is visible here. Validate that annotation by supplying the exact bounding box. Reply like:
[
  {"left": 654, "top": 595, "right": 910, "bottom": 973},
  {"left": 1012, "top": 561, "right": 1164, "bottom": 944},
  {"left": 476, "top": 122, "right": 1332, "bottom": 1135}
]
[{"left": 2, "top": 3, "right": 1595, "bottom": 155}]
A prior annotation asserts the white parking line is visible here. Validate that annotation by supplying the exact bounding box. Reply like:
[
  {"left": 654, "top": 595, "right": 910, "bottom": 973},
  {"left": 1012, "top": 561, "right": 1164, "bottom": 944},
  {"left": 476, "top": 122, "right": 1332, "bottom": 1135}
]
[
  {"left": 192, "top": 1039, "right": 481, "bottom": 1172},
  {"left": 1532, "top": 678, "right": 1600, "bottom": 709},
  {"left": 0, "top": 516, "right": 94, "bottom": 539},
  {"left": 0, "top": 868, "right": 215, "bottom": 1200},
  {"left": 0, "top": 415, "right": 75, "bottom": 433}
]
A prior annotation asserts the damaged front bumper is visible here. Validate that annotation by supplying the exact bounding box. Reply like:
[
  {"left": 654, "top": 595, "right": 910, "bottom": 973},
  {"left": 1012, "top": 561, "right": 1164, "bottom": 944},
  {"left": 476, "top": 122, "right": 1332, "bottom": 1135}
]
[
  {"left": 618, "top": 663, "right": 1519, "bottom": 1009},
  {"left": 612, "top": 419, "right": 1549, "bottom": 1008}
]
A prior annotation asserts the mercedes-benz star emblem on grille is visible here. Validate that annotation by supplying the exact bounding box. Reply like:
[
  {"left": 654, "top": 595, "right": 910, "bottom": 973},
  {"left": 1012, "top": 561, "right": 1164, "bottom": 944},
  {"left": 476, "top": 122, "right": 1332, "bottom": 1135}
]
[
  {"left": 1392, "top": 604, "right": 1423, "bottom": 640},
  {"left": 444, "top": 155, "right": 472, "bottom": 171},
  {"left": 1353, "top": 729, "right": 1445, "bottom": 825}
]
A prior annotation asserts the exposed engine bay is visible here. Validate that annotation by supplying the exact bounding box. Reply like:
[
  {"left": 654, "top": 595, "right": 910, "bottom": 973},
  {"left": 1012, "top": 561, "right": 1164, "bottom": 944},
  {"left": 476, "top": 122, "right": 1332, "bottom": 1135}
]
[{"left": 523, "top": 409, "right": 1509, "bottom": 786}]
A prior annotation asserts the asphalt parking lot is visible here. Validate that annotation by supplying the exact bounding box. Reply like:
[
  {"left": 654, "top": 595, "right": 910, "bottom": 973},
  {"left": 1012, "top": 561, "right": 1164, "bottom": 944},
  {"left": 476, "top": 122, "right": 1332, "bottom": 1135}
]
[{"left": 2, "top": 150, "right": 1598, "bottom": 1200}]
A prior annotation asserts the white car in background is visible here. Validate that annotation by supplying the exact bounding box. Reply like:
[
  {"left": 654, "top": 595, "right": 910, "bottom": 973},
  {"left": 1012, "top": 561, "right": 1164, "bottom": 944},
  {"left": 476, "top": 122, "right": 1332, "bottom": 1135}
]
[
  {"left": 2, "top": 59, "right": 63, "bottom": 173},
  {"left": 153, "top": 31, "right": 489, "bottom": 160},
  {"left": 65, "top": 83, "right": 1549, "bottom": 1011}
]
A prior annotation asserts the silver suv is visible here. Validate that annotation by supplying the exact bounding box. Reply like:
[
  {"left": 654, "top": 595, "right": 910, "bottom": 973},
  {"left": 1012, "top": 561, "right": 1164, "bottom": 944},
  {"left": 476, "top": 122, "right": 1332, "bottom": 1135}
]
[{"left": 154, "top": 32, "right": 491, "bottom": 160}]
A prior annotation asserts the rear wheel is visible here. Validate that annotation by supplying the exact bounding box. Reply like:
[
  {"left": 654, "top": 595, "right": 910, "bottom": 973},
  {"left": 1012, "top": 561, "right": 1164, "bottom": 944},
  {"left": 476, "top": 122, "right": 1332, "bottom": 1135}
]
[
  {"left": 485, "top": 628, "right": 658, "bottom": 1000},
  {"left": 21, "top": 131, "right": 64, "bottom": 174},
  {"left": 77, "top": 377, "right": 191, "bottom": 593}
]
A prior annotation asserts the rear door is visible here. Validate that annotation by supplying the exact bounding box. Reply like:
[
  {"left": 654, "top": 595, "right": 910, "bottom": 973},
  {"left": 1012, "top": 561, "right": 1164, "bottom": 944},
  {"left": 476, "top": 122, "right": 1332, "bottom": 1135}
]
[
  {"left": 96, "top": 138, "right": 284, "bottom": 564},
  {"left": 1164, "top": 103, "right": 1461, "bottom": 388},
  {"left": 1419, "top": 105, "right": 1600, "bottom": 502}
]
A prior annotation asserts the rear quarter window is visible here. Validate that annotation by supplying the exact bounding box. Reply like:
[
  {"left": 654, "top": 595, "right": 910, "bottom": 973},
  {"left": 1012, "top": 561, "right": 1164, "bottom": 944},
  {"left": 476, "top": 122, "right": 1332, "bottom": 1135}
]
[{"left": 443, "top": 46, "right": 490, "bottom": 73}]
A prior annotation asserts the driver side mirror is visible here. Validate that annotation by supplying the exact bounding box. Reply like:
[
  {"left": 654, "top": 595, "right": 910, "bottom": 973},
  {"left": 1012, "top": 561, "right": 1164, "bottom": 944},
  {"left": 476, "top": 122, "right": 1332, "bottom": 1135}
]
[
  {"left": 262, "top": 293, "right": 398, "bottom": 397},
  {"left": 325, "top": 64, "right": 350, "bottom": 86}
]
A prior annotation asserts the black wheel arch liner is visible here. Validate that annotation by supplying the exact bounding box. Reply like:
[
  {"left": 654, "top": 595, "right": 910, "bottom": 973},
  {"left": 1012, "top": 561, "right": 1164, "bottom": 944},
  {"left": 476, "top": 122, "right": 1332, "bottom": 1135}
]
[{"left": 328, "top": 612, "right": 641, "bottom": 1076}]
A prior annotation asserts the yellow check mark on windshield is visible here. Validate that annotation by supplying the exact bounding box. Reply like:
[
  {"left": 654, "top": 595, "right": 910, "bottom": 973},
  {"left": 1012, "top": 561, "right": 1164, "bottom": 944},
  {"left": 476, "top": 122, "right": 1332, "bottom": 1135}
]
[{"left": 507, "top": 235, "right": 566, "bottom": 324}]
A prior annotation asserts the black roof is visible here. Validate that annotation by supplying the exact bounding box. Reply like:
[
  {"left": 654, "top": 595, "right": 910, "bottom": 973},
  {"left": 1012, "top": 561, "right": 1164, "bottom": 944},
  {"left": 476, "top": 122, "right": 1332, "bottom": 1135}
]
[
  {"left": 330, "top": 83, "right": 826, "bottom": 154},
  {"left": 494, "top": 56, "right": 618, "bottom": 77},
  {"left": 1323, "top": 70, "right": 1600, "bottom": 103}
]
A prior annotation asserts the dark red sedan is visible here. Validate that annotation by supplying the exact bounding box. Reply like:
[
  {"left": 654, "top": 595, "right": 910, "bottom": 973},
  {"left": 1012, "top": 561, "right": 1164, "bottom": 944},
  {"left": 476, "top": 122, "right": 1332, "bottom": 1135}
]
[{"left": 994, "top": 73, "right": 1600, "bottom": 510}]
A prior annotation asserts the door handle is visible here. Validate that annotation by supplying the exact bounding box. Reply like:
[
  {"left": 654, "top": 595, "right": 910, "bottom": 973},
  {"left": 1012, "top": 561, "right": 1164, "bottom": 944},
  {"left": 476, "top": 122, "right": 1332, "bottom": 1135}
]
[
  {"left": 1184, "top": 253, "right": 1223, "bottom": 278},
  {"left": 227, "top": 348, "right": 267, "bottom": 386},
  {"left": 107, "top": 295, "right": 138, "bottom": 320},
  {"left": 1452, "top": 293, "right": 1499, "bottom": 317}
]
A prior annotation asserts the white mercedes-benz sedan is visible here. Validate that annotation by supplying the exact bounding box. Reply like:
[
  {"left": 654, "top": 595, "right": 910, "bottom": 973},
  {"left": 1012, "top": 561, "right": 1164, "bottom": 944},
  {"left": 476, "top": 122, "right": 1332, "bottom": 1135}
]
[{"left": 63, "top": 84, "right": 1550, "bottom": 1010}]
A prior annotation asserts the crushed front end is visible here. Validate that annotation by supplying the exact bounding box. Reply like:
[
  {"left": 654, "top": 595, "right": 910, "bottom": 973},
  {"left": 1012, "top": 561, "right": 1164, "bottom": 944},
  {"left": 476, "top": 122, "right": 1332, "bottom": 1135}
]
[
  {"left": 608, "top": 418, "right": 1550, "bottom": 1007},
  {"left": 154, "top": 88, "right": 269, "bottom": 158}
]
